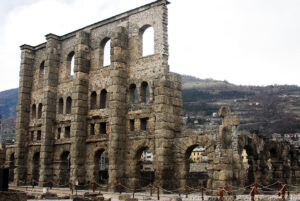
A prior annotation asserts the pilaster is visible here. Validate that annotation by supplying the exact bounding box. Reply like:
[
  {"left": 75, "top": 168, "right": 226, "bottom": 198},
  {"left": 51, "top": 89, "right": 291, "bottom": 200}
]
[
  {"left": 15, "top": 44, "right": 35, "bottom": 185},
  {"left": 39, "top": 33, "right": 60, "bottom": 186},
  {"left": 107, "top": 26, "right": 128, "bottom": 191},
  {"left": 70, "top": 31, "right": 90, "bottom": 184}
]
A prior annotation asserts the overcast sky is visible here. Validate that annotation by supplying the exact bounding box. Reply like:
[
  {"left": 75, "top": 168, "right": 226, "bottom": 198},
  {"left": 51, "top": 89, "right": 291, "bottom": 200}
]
[{"left": 1, "top": 0, "right": 300, "bottom": 91}]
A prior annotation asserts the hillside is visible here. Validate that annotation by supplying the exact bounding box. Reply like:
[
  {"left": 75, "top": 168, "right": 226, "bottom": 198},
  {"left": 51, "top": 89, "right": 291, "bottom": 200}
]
[
  {"left": 0, "top": 88, "right": 18, "bottom": 119},
  {"left": 181, "top": 75, "right": 300, "bottom": 136},
  {"left": 1, "top": 76, "right": 300, "bottom": 138}
]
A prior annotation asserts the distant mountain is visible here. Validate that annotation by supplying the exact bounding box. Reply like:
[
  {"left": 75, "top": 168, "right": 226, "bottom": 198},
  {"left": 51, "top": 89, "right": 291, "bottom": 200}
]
[
  {"left": 1, "top": 76, "right": 300, "bottom": 137},
  {"left": 0, "top": 88, "right": 18, "bottom": 119}
]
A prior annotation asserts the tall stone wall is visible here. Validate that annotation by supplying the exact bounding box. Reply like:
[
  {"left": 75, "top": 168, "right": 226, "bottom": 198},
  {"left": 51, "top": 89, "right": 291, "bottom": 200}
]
[
  {"left": 12, "top": 0, "right": 184, "bottom": 190},
  {"left": 7, "top": 0, "right": 300, "bottom": 192}
]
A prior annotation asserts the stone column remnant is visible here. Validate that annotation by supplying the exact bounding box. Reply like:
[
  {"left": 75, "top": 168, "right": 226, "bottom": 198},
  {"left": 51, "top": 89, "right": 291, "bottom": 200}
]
[
  {"left": 39, "top": 34, "right": 61, "bottom": 186},
  {"left": 107, "top": 26, "right": 128, "bottom": 191},
  {"left": 70, "top": 31, "right": 90, "bottom": 184},
  {"left": 15, "top": 45, "right": 35, "bottom": 185}
]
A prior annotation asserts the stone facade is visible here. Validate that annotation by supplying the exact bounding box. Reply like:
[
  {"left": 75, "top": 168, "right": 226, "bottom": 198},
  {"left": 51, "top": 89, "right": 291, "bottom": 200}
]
[{"left": 4, "top": 0, "right": 300, "bottom": 193}]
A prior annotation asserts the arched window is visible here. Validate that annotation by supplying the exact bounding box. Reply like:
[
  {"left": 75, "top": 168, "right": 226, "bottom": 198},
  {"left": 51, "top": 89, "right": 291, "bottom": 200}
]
[
  {"left": 38, "top": 103, "right": 43, "bottom": 119},
  {"left": 68, "top": 52, "right": 75, "bottom": 80},
  {"left": 58, "top": 98, "right": 64, "bottom": 114},
  {"left": 101, "top": 38, "right": 111, "bottom": 66},
  {"left": 90, "top": 91, "right": 97, "bottom": 109},
  {"left": 140, "top": 82, "right": 150, "bottom": 103},
  {"left": 31, "top": 104, "right": 36, "bottom": 119},
  {"left": 129, "top": 84, "right": 138, "bottom": 104},
  {"left": 66, "top": 96, "right": 72, "bottom": 114},
  {"left": 40, "top": 61, "right": 46, "bottom": 75},
  {"left": 141, "top": 26, "right": 154, "bottom": 56},
  {"left": 100, "top": 89, "right": 107, "bottom": 109}
]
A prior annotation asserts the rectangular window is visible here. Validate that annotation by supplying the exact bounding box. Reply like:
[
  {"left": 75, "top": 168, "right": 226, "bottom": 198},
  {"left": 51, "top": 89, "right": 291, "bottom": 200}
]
[
  {"left": 65, "top": 126, "right": 70, "bottom": 138},
  {"left": 90, "top": 124, "right": 95, "bottom": 135},
  {"left": 37, "top": 130, "right": 41, "bottom": 141},
  {"left": 31, "top": 131, "right": 34, "bottom": 141},
  {"left": 57, "top": 128, "right": 61, "bottom": 139},
  {"left": 130, "top": 119, "right": 135, "bottom": 131},
  {"left": 140, "top": 118, "right": 149, "bottom": 131},
  {"left": 100, "top": 122, "right": 107, "bottom": 134}
]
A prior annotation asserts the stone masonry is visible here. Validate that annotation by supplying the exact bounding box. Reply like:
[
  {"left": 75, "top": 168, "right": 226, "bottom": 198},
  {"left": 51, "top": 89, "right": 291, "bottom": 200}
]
[{"left": 4, "top": 0, "right": 300, "bottom": 193}]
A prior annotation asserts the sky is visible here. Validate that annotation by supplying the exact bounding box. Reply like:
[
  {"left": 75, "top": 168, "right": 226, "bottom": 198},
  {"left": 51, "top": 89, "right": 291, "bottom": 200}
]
[{"left": 1, "top": 0, "right": 300, "bottom": 91}]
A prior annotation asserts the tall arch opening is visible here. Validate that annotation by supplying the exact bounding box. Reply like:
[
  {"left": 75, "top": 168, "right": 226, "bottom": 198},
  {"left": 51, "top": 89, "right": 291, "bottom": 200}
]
[
  {"left": 94, "top": 150, "right": 109, "bottom": 185},
  {"left": 32, "top": 152, "right": 40, "bottom": 184},
  {"left": 141, "top": 26, "right": 154, "bottom": 56},
  {"left": 58, "top": 98, "right": 64, "bottom": 114},
  {"left": 39, "top": 61, "right": 46, "bottom": 81},
  {"left": 31, "top": 104, "right": 36, "bottom": 119},
  {"left": 66, "top": 97, "right": 72, "bottom": 114},
  {"left": 135, "top": 147, "right": 154, "bottom": 189},
  {"left": 59, "top": 151, "right": 70, "bottom": 185},
  {"left": 100, "top": 89, "right": 107, "bottom": 109},
  {"left": 243, "top": 146, "right": 255, "bottom": 186},
  {"left": 90, "top": 91, "right": 97, "bottom": 110},
  {"left": 67, "top": 52, "right": 75, "bottom": 80},
  {"left": 101, "top": 38, "right": 111, "bottom": 66},
  {"left": 38, "top": 103, "right": 43, "bottom": 119},
  {"left": 140, "top": 82, "right": 150, "bottom": 103},
  {"left": 185, "top": 145, "right": 208, "bottom": 188}
]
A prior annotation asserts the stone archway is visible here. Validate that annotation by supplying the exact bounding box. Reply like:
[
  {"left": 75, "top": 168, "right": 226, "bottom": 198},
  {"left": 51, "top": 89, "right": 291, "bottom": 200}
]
[
  {"left": 185, "top": 145, "right": 209, "bottom": 188},
  {"left": 243, "top": 145, "right": 255, "bottom": 186},
  {"left": 135, "top": 147, "right": 154, "bottom": 189},
  {"left": 59, "top": 151, "right": 70, "bottom": 185},
  {"left": 32, "top": 152, "right": 40, "bottom": 184},
  {"left": 94, "top": 149, "right": 109, "bottom": 185},
  {"left": 128, "top": 146, "right": 155, "bottom": 191}
]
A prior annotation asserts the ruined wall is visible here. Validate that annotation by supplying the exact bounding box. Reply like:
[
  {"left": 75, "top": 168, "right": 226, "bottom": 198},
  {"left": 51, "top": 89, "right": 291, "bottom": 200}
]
[
  {"left": 13, "top": 0, "right": 183, "bottom": 190},
  {"left": 7, "top": 0, "right": 300, "bottom": 192}
]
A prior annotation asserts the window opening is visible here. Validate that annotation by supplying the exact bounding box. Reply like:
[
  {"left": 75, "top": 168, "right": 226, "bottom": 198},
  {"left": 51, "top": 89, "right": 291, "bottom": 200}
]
[
  {"left": 100, "top": 122, "right": 107, "bottom": 134},
  {"left": 65, "top": 126, "right": 70, "bottom": 138},
  {"left": 103, "top": 39, "right": 111, "bottom": 66},
  {"left": 58, "top": 98, "right": 64, "bottom": 114},
  {"left": 141, "top": 82, "right": 150, "bottom": 103},
  {"left": 38, "top": 103, "right": 43, "bottom": 119},
  {"left": 100, "top": 89, "right": 107, "bottom": 109},
  {"left": 142, "top": 26, "right": 154, "bottom": 56},
  {"left": 130, "top": 119, "right": 135, "bottom": 131},
  {"left": 140, "top": 118, "right": 149, "bottom": 131},
  {"left": 129, "top": 84, "right": 138, "bottom": 104},
  {"left": 90, "top": 124, "right": 95, "bottom": 135},
  {"left": 37, "top": 130, "right": 41, "bottom": 141},
  {"left": 91, "top": 92, "right": 97, "bottom": 109},
  {"left": 66, "top": 97, "right": 72, "bottom": 114},
  {"left": 32, "top": 104, "right": 36, "bottom": 119},
  {"left": 57, "top": 128, "right": 61, "bottom": 139}
]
